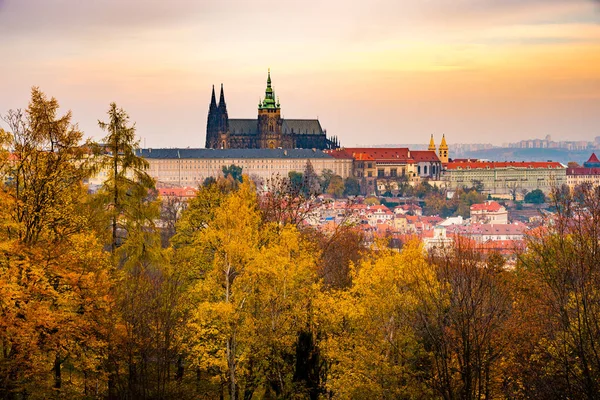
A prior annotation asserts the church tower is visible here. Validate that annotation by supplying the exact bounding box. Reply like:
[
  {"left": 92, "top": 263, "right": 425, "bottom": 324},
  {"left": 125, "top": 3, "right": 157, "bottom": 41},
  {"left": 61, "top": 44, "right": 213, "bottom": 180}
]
[
  {"left": 257, "top": 70, "right": 286, "bottom": 149},
  {"left": 217, "top": 84, "right": 230, "bottom": 149},
  {"left": 205, "top": 85, "right": 219, "bottom": 148},
  {"left": 438, "top": 134, "right": 449, "bottom": 163},
  {"left": 428, "top": 134, "right": 436, "bottom": 152}
]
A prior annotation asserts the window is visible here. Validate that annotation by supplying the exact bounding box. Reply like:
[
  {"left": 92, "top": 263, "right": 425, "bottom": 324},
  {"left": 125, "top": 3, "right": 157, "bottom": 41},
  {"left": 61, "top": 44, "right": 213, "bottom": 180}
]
[
  {"left": 390, "top": 168, "right": 397, "bottom": 177},
  {"left": 378, "top": 169, "right": 385, "bottom": 178},
  {"left": 368, "top": 171, "right": 373, "bottom": 177}
]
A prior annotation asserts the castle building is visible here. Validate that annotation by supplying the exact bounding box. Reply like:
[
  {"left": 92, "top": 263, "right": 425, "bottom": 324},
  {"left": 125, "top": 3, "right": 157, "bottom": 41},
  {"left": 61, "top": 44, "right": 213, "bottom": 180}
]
[
  {"left": 205, "top": 70, "right": 339, "bottom": 150},
  {"left": 136, "top": 148, "right": 353, "bottom": 188}
]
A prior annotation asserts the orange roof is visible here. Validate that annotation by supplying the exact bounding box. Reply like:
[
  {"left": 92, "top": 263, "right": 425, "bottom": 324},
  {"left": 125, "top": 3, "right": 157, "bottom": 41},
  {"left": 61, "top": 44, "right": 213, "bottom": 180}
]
[{"left": 471, "top": 201, "right": 503, "bottom": 212}]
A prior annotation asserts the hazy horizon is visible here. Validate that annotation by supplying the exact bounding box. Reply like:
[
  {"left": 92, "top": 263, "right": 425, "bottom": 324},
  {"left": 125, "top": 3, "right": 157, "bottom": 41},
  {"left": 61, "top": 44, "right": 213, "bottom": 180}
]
[{"left": 1, "top": 0, "right": 599, "bottom": 148}]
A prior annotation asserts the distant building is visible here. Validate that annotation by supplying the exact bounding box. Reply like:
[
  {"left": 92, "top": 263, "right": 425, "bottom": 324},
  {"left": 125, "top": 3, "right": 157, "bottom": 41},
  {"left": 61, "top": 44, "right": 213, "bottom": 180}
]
[
  {"left": 443, "top": 161, "right": 566, "bottom": 194},
  {"left": 137, "top": 148, "right": 353, "bottom": 187},
  {"left": 470, "top": 201, "right": 508, "bottom": 225},
  {"left": 205, "top": 70, "right": 339, "bottom": 150},
  {"left": 567, "top": 153, "right": 600, "bottom": 189}
]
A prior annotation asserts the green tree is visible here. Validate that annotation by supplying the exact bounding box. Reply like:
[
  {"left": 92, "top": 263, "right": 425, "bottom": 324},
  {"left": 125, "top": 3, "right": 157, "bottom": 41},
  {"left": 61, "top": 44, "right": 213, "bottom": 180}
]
[
  {"left": 222, "top": 164, "right": 243, "bottom": 182},
  {"left": 288, "top": 170, "right": 304, "bottom": 191},
  {"left": 96, "top": 102, "right": 155, "bottom": 253},
  {"left": 343, "top": 176, "right": 360, "bottom": 196},
  {"left": 524, "top": 188, "right": 545, "bottom": 204}
]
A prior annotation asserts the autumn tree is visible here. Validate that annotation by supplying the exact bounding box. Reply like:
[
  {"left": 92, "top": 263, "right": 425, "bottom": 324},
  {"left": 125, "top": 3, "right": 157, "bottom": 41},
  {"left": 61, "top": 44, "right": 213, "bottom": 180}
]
[
  {"left": 326, "top": 174, "right": 344, "bottom": 198},
  {"left": 512, "top": 183, "right": 600, "bottom": 398},
  {"left": 416, "top": 238, "right": 513, "bottom": 399},
  {"left": 0, "top": 88, "right": 112, "bottom": 398},
  {"left": 319, "top": 241, "right": 433, "bottom": 398},
  {"left": 186, "top": 179, "right": 321, "bottom": 399}
]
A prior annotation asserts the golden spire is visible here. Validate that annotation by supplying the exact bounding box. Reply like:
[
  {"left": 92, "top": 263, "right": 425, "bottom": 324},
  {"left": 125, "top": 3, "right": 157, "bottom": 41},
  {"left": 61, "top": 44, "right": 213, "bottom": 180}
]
[
  {"left": 439, "top": 134, "right": 448, "bottom": 149},
  {"left": 428, "top": 134, "right": 436, "bottom": 151}
]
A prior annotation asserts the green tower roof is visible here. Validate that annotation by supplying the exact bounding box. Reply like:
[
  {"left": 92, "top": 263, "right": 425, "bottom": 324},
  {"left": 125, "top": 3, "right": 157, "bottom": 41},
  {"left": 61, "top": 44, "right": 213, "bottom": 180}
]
[{"left": 259, "top": 69, "right": 280, "bottom": 110}]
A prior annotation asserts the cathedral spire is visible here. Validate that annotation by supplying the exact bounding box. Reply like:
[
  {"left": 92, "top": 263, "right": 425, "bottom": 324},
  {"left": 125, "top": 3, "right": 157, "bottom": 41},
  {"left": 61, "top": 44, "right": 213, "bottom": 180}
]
[
  {"left": 218, "top": 83, "right": 226, "bottom": 109},
  {"left": 209, "top": 85, "right": 217, "bottom": 112},
  {"left": 428, "top": 134, "right": 436, "bottom": 151},
  {"left": 260, "top": 69, "right": 278, "bottom": 109},
  {"left": 440, "top": 134, "right": 448, "bottom": 149}
]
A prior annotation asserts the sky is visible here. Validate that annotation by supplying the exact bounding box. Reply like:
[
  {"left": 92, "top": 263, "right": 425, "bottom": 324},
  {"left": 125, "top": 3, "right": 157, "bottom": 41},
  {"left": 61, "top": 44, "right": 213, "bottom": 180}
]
[{"left": 1, "top": 0, "right": 599, "bottom": 147}]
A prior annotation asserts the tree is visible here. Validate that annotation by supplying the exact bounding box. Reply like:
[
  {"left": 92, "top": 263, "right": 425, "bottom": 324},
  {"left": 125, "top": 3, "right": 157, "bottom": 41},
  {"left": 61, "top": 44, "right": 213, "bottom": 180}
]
[
  {"left": 96, "top": 102, "right": 155, "bottom": 253},
  {"left": 343, "top": 177, "right": 360, "bottom": 197},
  {"left": 288, "top": 170, "right": 304, "bottom": 191},
  {"left": 187, "top": 179, "right": 320, "bottom": 399},
  {"left": 319, "top": 168, "right": 335, "bottom": 193},
  {"left": 524, "top": 188, "right": 545, "bottom": 204},
  {"left": 319, "top": 241, "right": 433, "bottom": 397},
  {"left": 303, "top": 161, "right": 321, "bottom": 195},
  {"left": 203, "top": 176, "right": 217, "bottom": 187},
  {"left": 417, "top": 238, "right": 513, "bottom": 399},
  {"left": 512, "top": 183, "right": 600, "bottom": 398},
  {"left": 507, "top": 182, "right": 520, "bottom": 202},
  {"left": 326, "top": 175, "right": 344, "bottom": 198},
  {"left": 222, "top": 164, "right": 243, "bottom": 183},
  {"left": 0, "top": 88, "right": 112, "bottom": 398},
  {"left": 364, "top": 196, "right": 380, "bottom": 206}
]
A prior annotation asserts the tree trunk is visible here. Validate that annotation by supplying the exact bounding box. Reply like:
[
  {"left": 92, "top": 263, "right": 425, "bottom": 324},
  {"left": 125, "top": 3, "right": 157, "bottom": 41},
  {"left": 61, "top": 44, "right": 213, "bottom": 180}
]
[{"left": 53, "top": 356, "right": 62, "bottom": 390}]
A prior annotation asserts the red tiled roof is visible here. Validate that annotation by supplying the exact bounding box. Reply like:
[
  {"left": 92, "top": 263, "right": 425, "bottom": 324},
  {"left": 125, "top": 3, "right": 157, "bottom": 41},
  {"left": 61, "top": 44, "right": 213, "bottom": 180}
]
[
  {"left": 411, "top": 150, "right": 441, "bottom": 162},
  {"left": 587, "top": 153, "right": 600, "bottom": 164},
  {"left": 446, "top": 161, "right": 564, "bottom": 170},
  {"left": 471, "top": 201, "right": 503, "bottom": 212}
]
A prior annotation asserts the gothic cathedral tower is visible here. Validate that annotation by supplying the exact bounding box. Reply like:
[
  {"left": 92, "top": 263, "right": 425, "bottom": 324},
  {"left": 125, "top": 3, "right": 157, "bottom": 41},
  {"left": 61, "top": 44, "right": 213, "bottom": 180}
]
[
  {"left": 257, "top": 70, "right": 287, "bottom": 149},
  {"left": 205, "top": 84, "right": 230, "bottom": 149}
]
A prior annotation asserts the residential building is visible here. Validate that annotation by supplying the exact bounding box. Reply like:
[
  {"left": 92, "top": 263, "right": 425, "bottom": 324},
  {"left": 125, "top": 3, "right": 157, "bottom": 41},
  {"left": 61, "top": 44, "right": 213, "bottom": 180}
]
[{"left": 470, "top": 201, "right": 509, "bottom": 224}]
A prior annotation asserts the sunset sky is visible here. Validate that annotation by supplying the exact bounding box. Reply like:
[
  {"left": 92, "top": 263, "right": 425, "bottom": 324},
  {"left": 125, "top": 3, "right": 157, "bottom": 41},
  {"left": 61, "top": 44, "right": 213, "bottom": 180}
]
[{"left": 1, "top": 0, "right": 599, "bottom": 147}]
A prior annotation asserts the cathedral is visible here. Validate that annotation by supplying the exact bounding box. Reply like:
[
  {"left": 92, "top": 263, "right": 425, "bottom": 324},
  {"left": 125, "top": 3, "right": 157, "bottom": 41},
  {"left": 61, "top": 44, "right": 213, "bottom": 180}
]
[{"left": 205, "top": 71, "right": 340, "bottom": 150}]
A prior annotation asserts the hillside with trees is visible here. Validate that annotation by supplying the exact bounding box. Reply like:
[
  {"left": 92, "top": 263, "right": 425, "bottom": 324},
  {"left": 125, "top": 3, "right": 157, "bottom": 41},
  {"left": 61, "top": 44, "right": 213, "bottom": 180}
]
[{"left": 1, "top": 89, "right": 600, "bottom": 399}]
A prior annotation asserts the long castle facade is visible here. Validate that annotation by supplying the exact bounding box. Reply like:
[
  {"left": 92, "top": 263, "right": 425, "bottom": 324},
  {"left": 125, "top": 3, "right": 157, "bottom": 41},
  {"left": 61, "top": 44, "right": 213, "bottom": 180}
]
[{"left": 206, "top": 71, "right": 340, "bottom": 150}]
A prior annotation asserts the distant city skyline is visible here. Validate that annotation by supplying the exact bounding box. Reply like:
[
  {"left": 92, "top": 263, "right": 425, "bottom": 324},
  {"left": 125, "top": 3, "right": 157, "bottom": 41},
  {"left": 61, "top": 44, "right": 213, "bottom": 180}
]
[{"left": 1, "top": 0, "right": 599, "bottom": 147}]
